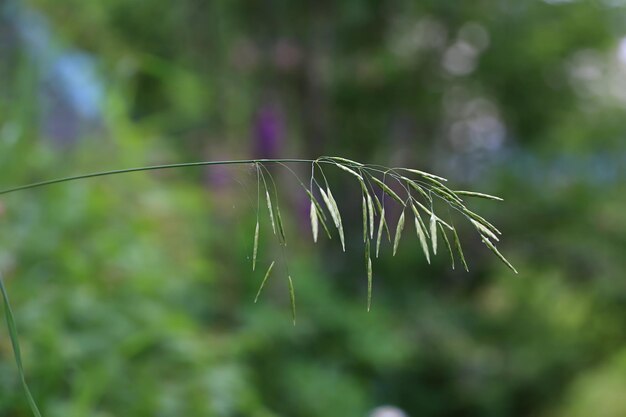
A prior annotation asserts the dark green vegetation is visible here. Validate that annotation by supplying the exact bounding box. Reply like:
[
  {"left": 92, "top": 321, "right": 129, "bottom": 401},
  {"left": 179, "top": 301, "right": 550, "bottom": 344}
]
[{"left": 2, "top": 1, "right": 626, "bottom": 416}]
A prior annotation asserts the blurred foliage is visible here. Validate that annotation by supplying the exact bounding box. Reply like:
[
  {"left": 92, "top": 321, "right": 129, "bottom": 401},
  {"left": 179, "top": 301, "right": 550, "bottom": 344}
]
[{"left": 2, "top": 0, "right": 626, "bottom": 416}]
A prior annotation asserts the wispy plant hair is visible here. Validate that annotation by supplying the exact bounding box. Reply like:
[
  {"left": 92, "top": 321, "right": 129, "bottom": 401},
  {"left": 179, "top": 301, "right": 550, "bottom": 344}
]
[{"left": 0, "top": 155, "right": 516, "bottom": 417}]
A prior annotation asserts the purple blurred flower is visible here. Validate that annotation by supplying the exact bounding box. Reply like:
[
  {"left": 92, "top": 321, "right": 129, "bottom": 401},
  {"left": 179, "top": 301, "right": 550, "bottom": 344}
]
[{"left": 253, "top": 102, "right": 284, "bottom": 159}]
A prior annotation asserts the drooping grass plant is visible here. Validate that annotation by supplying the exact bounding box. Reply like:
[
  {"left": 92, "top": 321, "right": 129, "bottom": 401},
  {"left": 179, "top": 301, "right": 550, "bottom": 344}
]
[
  {"left": 0, "top": 156, "right": 516, "bottom": 416},
  {"left": 0, "top": 272, "right": 42, "bottom": 417}
]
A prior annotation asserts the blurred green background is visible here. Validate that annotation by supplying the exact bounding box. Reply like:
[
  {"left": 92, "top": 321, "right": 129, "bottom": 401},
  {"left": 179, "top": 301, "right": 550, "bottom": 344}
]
[{"left": 2, "top": 0, "right": 626, "bottom": 416}]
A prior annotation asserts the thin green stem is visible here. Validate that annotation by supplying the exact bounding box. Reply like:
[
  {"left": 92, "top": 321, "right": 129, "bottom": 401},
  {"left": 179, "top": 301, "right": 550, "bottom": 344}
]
[{"left": 0, "top": 159, "right": 317, "bottom": 196}]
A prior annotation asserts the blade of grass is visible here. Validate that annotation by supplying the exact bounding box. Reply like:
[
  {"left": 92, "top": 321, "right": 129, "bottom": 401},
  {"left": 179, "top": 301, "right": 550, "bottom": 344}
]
[
  {"left": 303, "top": 189, "right": 328, "bottom": 221},
  {"left": 319, "top": 186, "right": 345, "bottom": 251},
  {"left": 413, "top": 216, "right": 431, "bottom": 264},
  {"left": 275, "top": 205, "right": 287, "bottom": 246},
  {"left": 412, "top": 198, "right": 454, "bottom": 230},
  {"left": 399, "top": 167, "right": 448, "bottom": 182},
  {"left": 405, "top": 179, "right": 432, "bottom": 202},
  {"left": 254, "top": 262, "right": 275, "bottom": 303},
  {"left": 439, "top": 223, "right": 455, "bottom": 269},
  {"left": 371, "top": 192, "right": 392, "bottom": 242},
  {"left": 288, "top": 275, "right": 296, "bottom": 325},
  {"left": 265, "top": 189, "right": 276, "bottom": 235},
  {"left": 304, "top": 189, "right": 332, "bottom": 240},
  {"left": 367, "top": 194, "right": 375, "bottom": 239},
  {"left": 454, "top": 190, "right": 503, "bottom": 201},
  {"left": 326, "top": 187, "right": 345, "bottom": 250},
  {"left": 393, "top": 210, "right": 406, "bottom": 256},
  {"left": 334, "top": 162, "right": 364, "bottom": 183},
  {"left": 316, "top": 207, "right": 333, "bottom": 240},
  {"left": 0, "top": 274, "right": 42, "bottom": 417},
  {"left": 453, "top": 227, "right": 469, "bottom": 272},
  {"left": 410, "top": 202, "right": 431, "bottom": 264},
  {"left": 310, "top": 200, "right": 319, "bottom": 243},
  {"left": 470, "top": 219, "right": 499, "bottom": 242},
  {"left": 481, "top": 237, "right": 518, "bottom": 274},
  {"left": 376, "top": 207, "right": 385, "bottom": 258},
  {"left": 432, "top": 186, "right": 464, "bottom": 205},
  {"left": 324, "top": 156, "right": 364, "bottom": 167},
  {"left": 430, "top": 212, "right": 438, "bottom": 256},
  {"left": 369, "top": 176, "right": 405, "bottom": 205},
  {"left": 252, "top": 220, "right": 259, "bottom": 270},
  {"left": 362, "top": 195, "right": 368, "bottom": 242},
  {"left": 365, "top": 239, "right": 373, "bottom": 312},
  {"left": 461, "top": 208, "right": 502, "bottom": 236}
]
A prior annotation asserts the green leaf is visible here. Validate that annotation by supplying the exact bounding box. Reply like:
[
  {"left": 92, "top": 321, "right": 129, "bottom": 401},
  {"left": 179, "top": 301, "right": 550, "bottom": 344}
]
[
  {"left": 393, "top": 210, "right": 405, "bottom": 256},
  {"left": 454, "top": 190, "right": 503, "bottom": 201},
  {"left": 255, "top": 261, "right": 275, "bottom": 303},
  {"left": 304, "top": 189, "right": 332, "bottom": 240},
  {"left": 327, "top": 188, "right": 346, "bottom": 251},
  {"left": 310, "top": 200, "right": 319, "bottom": 243},
  {"left": 410, "top": 202, "right": 430, "bottom": 239},
  {"left": 361, "top": 197, "right": 367, "bottom": 242},
  {"left": 462, "top": 208, "right": 501, "bottom": 236},
  {"left": 318, "top": 186, "right": 335, "bottom": 221},
  {"left": 325, "top": 156, "right": 364, "bottom": 167},
  {"left": 276, "top": 205, "right": 287, "bottom": 245},
  {"left": 410, "top": 201, "right": 431, "bottom": 263},
  {"left": 288, "top": 275, "right": 297, "bottom": 325},
  {"left": 370, "top": 176, "right": 405, "bottom": 205},
  {"left": 334, "top": 162, "right": 364, "bottom": 183},
  {"left": 411, "top": 199, "right": 454, "bottom": 230},
  {"left": 453, "top": 227, "right": 469, "bottom": 272},
  {"left": 265, "top": 189, "right": 276, "bottom": 235},
  {"left": 419, "top": 175, "right": 449, "bottom": 188},
  {"left": 432, "top": 186, "right": 464, "bottom": 205},
  {"left": 365, "top": 239, "right": 373, "bottom": 312},
  {"left": 319, "top": 185, "right": 345, "bottom": 251},
  {"left": 317, "top": 209, "right": 333, "bottom": 240},
  {"left": 0, "top": 274, "right": 42, "bottom": 417},
  {"left": 413, "top": 215, "right": 431, "bottom": 264},
  {"left": 481, "top": 237, "right": 518, "bottom": 274},
  {"left": 253, "top": 220, "right": 259, "bottom": 270},
  {"left": 400, "top": 168, "right": 448, "bottom": 182},
  {"left": 470, "top": 219, "right": 499, "bottom": 242},
  {"left": 430, "top": 212, "right": 438, "bottom": 255},
  {"left": 376, "top": 207, "right": 385, "bottom": 258},
  {"left": 405, "top": 179, "right": 432, "bottom": 202},
  {"left": 367, "top": 194, "right": 375, "bottom": 239},
  {"left": 372, "top": 193, "right": 392, "bottom": 242},
  {"left": 304, "top": 188, "right": 328, "bottom": 221},
  {"left": 439, "top": 223, "right": 455, "bottom": 269}
]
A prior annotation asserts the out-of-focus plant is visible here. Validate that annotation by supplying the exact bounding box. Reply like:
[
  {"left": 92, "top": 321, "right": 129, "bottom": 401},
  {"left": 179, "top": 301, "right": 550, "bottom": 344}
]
[{"left": 0, "top": 155, "right": 514, "bottom": 416}]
